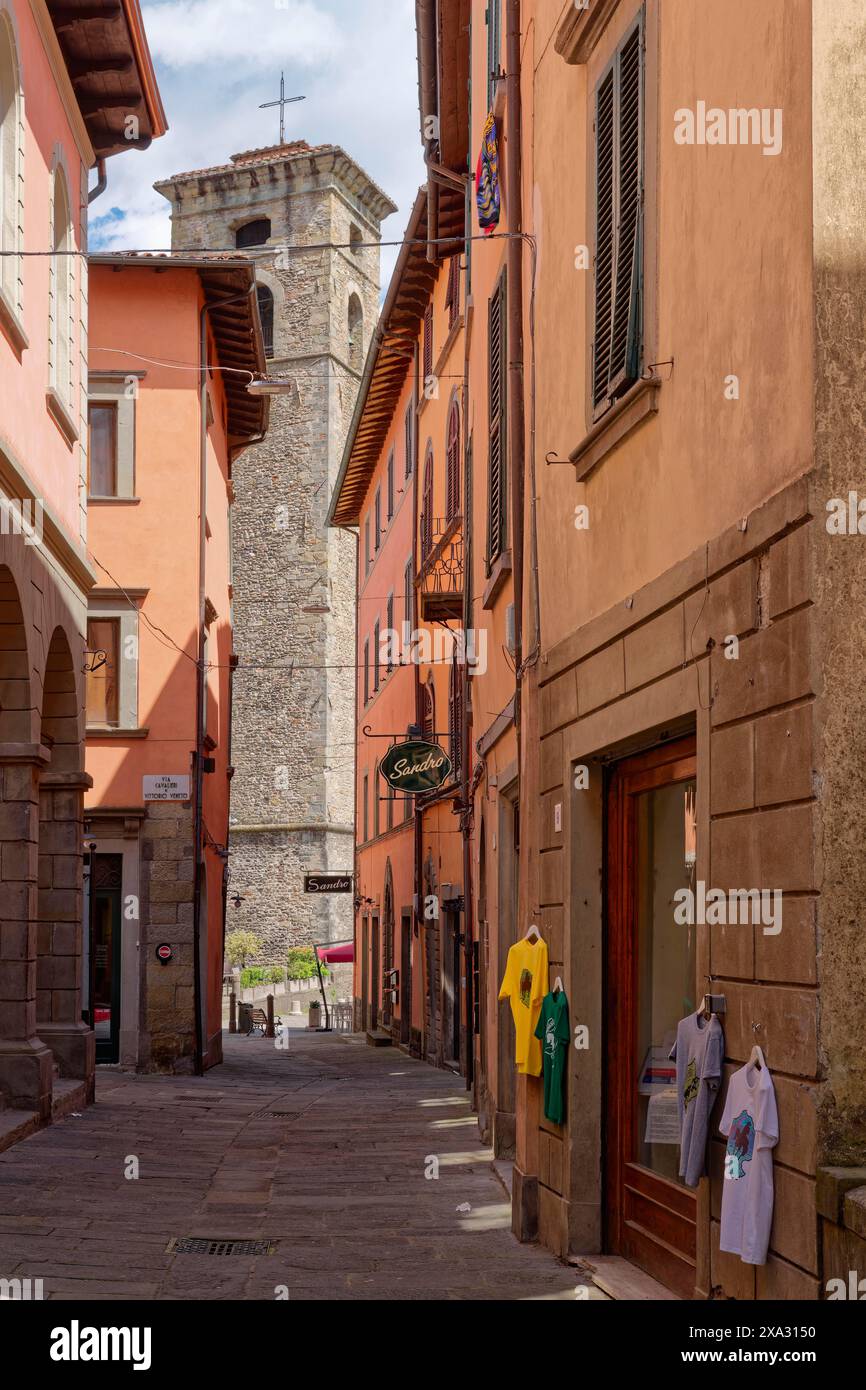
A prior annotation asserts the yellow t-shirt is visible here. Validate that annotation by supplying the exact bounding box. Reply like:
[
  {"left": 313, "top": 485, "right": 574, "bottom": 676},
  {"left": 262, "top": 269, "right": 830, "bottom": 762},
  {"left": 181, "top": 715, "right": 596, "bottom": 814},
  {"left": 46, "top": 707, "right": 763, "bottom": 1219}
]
[{"left": 498, "top": 936, "right": 549, "bottom": 1077}]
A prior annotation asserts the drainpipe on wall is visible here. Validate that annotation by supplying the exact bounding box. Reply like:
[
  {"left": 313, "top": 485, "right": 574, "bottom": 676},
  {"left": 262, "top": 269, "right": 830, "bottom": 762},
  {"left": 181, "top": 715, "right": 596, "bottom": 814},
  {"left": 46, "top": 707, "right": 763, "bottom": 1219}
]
[
  {"left": 87, "top": 159, "right": 107, "bottom": 205},
  {"left": 461, "top": 176, "right": 475, "bottom": 1095},
  {"left": 411, "top": 337, "right": 425, "bottom": 1056},
  {"left": 506, "top": 0, "right": 526, "bottom": 749}
]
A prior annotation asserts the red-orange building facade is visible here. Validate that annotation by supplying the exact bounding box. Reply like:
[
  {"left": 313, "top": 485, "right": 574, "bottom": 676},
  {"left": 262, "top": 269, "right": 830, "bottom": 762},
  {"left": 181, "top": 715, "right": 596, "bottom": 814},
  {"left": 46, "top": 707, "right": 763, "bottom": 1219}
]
[
  {"left": 0, "top": 0, "right": 165, "bottom": 1136},
  {"left": 330, "top": 187, "right": 471, "bottom": 1072},
  {"left": 85, "top": 255, "right": 268, "bottom": 1073}
]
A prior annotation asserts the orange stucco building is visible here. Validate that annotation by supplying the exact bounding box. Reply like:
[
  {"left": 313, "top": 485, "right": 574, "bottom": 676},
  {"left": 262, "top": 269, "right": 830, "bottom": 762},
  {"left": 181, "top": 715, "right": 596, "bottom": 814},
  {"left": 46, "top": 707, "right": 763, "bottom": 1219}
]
[
  {"left": 0, "top": 1, "right": 164, "bottom": 1138},
  {"left": 330, "top": 184, "right": 472, "bottom": 1070},
  {"left": 335, "top": 0, "right": 866, "bottom": 1302},
  {"left": 85, "top": 255, "right": 267, "bottom": 1073}
]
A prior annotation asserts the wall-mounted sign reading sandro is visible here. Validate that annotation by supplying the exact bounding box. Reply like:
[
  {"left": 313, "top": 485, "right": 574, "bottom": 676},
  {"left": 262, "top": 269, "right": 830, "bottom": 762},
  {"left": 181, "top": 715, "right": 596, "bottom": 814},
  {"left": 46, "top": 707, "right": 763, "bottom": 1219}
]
[{"left": 379, "top": 739, "right": 452, "bottom": 794}]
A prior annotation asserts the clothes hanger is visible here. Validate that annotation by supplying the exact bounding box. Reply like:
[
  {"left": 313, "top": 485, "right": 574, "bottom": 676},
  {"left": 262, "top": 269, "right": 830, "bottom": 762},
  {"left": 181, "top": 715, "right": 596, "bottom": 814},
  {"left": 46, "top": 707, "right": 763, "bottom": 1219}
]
[
  {"left": 552, "top": 975, "right": 563, "bottom": 995},
  {"left": 748, "top": 1022, "right": 765, "bottom": 1070},
  {"left": 523, "top": 924, "right": 542, "bottom": 942}
]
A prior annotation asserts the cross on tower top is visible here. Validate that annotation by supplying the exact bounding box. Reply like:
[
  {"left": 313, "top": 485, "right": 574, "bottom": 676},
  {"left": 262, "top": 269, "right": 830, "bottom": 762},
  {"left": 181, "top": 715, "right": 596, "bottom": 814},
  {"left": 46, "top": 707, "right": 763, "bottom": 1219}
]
[{"left": 259, "top": 72, "right": 306, "bottom": 145}]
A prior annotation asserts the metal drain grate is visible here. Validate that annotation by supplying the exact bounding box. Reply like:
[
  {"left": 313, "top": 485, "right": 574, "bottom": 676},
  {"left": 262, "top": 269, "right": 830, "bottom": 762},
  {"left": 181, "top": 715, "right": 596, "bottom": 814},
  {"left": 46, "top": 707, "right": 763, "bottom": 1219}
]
[
  {"left": 251, "top": 1108, "right": 299, "bottom": 1119},
  {"left": 167, "top": 1237, "right": 274, "bottom": 1257}
]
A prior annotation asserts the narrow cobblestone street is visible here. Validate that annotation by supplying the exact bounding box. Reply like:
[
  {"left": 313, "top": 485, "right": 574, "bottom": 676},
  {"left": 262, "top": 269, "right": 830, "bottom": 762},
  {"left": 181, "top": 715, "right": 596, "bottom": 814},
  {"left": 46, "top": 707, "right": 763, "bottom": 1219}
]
[{"left": 0, "top": 1033, "right": 587, "bottom": 1301}]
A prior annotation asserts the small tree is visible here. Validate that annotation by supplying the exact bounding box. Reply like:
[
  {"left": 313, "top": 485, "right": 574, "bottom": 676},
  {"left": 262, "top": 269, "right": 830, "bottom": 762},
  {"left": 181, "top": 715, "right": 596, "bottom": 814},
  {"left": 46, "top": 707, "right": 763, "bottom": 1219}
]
[
  {"left": 287, "top": 946, "right": 327, "bottom": 980},
  {"left": 225, "top": 929, "right": 260, "bottom": 969}
]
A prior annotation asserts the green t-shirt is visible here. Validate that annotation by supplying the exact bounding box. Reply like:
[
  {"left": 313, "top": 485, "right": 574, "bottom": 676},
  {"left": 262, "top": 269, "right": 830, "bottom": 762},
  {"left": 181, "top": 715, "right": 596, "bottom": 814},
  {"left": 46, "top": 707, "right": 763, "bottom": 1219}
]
[{"left": 534, "top": 989, "right": 570, "bottom": 1125}]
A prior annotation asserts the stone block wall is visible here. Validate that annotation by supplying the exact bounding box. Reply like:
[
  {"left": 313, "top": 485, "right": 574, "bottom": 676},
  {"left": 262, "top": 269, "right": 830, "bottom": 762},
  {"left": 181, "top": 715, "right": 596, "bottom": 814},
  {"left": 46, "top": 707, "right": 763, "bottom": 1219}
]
[
  {"left": 139, "top": 801, "right": 196, "bottom": 1072},
  {"left": 158, "top": 146, "right": 390, "bottom": 967}
]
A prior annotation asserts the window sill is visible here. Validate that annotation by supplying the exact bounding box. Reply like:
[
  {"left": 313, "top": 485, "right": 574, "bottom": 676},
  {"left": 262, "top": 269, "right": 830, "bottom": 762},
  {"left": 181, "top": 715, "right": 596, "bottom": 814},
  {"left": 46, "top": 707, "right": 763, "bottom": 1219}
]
[
  {"left": 0, "top": 284, "right": 28, "bottom": 358},
  {"left": 482, "top": 549, "right": 512, "bottom": 610},
  {"left": 88, "top": 495, "right": 141, "bottom": 505},
  {"left": 570, "top": 375, "right": 661, "bottom": 482},
  {"left": 86, "top": 726, "right": 149, "bottom": 740},
  {"left": 555, "top": 0, "right": 620, "bottom": 64},
  {"left": 46, "top": 387, "right": 79, "bottom": 448}
]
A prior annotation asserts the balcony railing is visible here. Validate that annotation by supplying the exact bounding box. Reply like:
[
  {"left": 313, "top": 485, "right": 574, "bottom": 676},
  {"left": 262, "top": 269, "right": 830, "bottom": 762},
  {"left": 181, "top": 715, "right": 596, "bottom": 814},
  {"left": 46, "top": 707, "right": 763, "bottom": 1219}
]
[{"left": 420, "top": 516, "right": 464, "bottom": 620}]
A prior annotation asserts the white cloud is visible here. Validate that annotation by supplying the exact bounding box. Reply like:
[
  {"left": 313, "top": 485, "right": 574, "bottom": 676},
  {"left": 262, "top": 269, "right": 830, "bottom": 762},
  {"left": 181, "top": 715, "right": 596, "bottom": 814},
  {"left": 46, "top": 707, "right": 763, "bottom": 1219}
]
[
  {"left": 92, "top": 0, "right": 424, "bottom": 285},
  {"left": 143, "top": 0, "right": 342, "bottom": 69}
]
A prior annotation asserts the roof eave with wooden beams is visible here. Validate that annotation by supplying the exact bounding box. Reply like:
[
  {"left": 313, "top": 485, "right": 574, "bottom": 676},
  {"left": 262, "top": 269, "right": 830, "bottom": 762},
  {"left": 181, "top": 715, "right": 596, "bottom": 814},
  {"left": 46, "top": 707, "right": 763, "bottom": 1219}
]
[
  {"left": 415, "top": 0, "right": 469, "bottom": 262},
  {"left": 329, "top": 190, "right": 437, "bottom": 530},
  {"left": 47, "top": 0, "right": 168, "bottom": 159},
  {"left": 89, "top": 255, "right": 268, "bottom": 447}
]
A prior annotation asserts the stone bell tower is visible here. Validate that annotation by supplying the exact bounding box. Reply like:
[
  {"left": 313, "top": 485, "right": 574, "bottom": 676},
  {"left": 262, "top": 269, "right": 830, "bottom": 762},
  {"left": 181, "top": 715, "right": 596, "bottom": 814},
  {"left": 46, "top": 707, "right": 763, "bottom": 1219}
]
[{"left": 156, "top": 142, "right": 395, "bottom": 959}]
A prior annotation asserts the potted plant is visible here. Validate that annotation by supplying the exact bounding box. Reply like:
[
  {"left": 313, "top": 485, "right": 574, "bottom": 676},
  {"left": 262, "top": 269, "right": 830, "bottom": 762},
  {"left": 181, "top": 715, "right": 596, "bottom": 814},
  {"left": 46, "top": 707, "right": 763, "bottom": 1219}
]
[{"left": 308, "top": 999, "right": 322, "bottom": 1030}]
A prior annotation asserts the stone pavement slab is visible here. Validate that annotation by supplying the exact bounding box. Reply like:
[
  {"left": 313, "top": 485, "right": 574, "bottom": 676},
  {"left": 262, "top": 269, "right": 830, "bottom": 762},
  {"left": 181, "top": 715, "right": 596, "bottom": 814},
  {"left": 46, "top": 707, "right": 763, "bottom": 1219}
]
[{"left": 0, "top": 1030, "right": 588, "bottom": 1301}]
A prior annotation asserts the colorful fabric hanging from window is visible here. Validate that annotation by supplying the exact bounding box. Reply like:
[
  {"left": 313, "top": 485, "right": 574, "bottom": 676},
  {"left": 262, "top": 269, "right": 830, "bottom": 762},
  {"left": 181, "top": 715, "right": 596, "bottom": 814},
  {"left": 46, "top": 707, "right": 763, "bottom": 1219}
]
[{"left": 476, "top": 112, "right": 501, "bottom": 234}]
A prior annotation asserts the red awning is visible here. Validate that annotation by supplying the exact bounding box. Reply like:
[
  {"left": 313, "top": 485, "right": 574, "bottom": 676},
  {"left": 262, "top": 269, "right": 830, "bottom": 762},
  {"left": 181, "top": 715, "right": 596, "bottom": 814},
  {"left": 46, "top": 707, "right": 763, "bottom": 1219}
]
[{"left": 317, "top": 942, "right": 354, "bottom": 964}]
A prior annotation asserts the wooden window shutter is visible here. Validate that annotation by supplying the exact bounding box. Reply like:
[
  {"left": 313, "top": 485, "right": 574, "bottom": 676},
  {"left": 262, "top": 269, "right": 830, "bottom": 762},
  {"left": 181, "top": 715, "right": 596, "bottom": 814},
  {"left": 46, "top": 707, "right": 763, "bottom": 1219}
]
[
  {"left": 423, "top": 682, "right": 435, "bottom": 742},
  {"left": 386, "top": 593, "right": 394, "bottom": 671},
  {"left": 592, "top": 21, "right": 643, "bottom": 413},
  {"left": 446, "top": 255, "right": 460, "bottom": 328},
  {"left": 421, "top": 450, "right": 433, "bottom": 560},
  {"left": 449, "top": 661, "right": 462, "bottom": 777},
  {"left": 373, "top": 619, "right": 380, "bottom": 691},
  {"left": 387, "top": 450, "right": 394, "bottom": 519},
  {"left": 403, "top": 557, "right": 413, "bottom": 643},
  {"left": 364, "top": 638, "right": 370, "bottom": 705},
  {"left": 487, "top": 271, "right": 507, "bottom": 571},
  {"left": 405, "top": 401, "right": 415, "bottom": 479},
  {"left": 423, "top": 304, "right": 433, "bottom": 383},
  {"left": 374, "top": 487, "right": 381, "bottom": 549},
  {"left": 446, "top": 400, "right": 460, "bottom": 521}
]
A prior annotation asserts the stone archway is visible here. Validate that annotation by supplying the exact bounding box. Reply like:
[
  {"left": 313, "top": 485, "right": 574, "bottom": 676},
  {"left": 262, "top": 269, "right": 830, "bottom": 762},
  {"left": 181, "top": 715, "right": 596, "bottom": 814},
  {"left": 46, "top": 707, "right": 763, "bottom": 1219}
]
[
  {"left": 36, "top": 625, "right": 92, "bottom": 1088},
  {"left": 0, "top": 564, "right": 52, "bottom": 1116}
]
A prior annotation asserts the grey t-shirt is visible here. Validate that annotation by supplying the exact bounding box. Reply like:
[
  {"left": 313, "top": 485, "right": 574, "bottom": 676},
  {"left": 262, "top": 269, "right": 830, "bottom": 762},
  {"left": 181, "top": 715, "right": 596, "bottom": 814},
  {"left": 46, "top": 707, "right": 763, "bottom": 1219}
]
[{"left": 669, "top": 1012, "right": 723, "bottom": 1188}]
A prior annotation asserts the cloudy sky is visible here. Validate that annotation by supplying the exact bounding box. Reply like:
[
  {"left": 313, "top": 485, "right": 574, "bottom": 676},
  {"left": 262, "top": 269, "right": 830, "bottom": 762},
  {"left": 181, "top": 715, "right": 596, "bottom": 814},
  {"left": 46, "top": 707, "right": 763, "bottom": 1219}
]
[{"left": 90, "top": 0, "right": 425, "bottom": 284}]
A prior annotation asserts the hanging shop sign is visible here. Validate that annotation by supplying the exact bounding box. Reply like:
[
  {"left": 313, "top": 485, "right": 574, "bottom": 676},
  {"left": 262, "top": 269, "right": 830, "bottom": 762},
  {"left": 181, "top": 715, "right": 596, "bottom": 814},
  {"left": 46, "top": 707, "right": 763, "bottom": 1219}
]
[
  {"left": 304, "top": 874, "right": 353, "bottom": 894},
  {"left": 379, "top": 739, "right": 452, "bottom": 794},
  {"left": 143, "top": 774, "right": 190, "bottom": 802}
]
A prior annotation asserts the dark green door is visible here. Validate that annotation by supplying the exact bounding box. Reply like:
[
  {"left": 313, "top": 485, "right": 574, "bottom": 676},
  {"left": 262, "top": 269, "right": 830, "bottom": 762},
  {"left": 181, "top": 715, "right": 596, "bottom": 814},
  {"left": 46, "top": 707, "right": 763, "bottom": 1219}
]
[{"left": 91, "top": 854, "right": 123, "bottom": 1064}]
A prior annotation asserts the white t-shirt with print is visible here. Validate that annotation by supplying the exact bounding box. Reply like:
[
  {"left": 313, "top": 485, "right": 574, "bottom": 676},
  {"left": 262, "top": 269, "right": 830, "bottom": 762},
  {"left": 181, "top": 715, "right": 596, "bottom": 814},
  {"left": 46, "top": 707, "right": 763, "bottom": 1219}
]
[{"left": 719, "top": 1060, "right": 779, "bottom": 1265}]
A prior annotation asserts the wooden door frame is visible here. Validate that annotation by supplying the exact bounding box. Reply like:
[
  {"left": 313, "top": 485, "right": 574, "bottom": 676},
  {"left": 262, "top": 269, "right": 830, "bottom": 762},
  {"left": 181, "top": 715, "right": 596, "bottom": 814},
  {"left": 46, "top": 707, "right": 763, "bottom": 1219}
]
[
  {"left": 370, "top": 914, "right": 380, "bottom": 1030},
  {"left": 604, "top": 734, "right": 697, "bottom": 1291},
  {"left": 92, "top": 855, "right": 123, "bottom": 1065},
  {"left": 400, "top": 908, "right": 412, "bottom": 1045}
]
